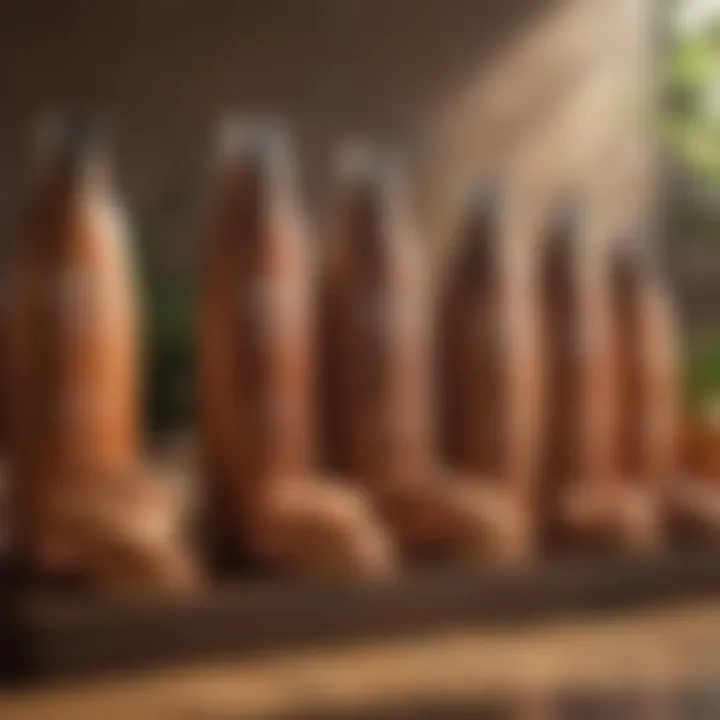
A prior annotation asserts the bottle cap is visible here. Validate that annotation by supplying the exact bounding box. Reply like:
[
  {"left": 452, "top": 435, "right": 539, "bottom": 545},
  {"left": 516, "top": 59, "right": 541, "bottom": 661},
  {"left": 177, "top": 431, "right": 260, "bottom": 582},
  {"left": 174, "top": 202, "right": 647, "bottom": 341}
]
[
  {"left": 463, "top": 179, "right": 506, "bottom": 237},
  {"left": 548, "top": 197, "right": 585, "bottom": 243},
  {"left": 541, "top": 199, "right": 584, "bottom": 286},
  {"left": 215, "top": 116, "right": 291, "bottom": 169},
  {"left": 35, "top": 112, "right": 109, "bottom": 170},
  {"left": 612, "top": 231, "right": 660, "bottom": 288},
  {"left": 335, "top": 141, "right": 403, "bottom": 196},
  {"left": 469, "top": 180, "right": 504, "bottom": 218}
]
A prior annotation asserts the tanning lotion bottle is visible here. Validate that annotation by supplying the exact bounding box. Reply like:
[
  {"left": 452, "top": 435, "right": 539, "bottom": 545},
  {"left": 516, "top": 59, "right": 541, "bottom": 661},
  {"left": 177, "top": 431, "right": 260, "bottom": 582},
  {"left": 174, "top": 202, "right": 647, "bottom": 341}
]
[
  {"left": 319, "top": 147, "right": 433, "bottom": 490},
  {"left": 320, "top": 145, "right": 524, "bottom": 561},
  {"left": 607, "top": 238, "right": 675, "bottom": 548},
  {"left": 538, "top": 206, "right": 622, "bottom": 550},
  {"left": 438, "top": 185, "right": 541, "bottom": 559},
  {"left": 610, "top": 237, "right": 713, "bottom": 540},
  {"left": 5, "top": 117, "right": 140, "bottom": 574},
  {"left": 199, "top": 121, "right": 394, "bottom": 577}
]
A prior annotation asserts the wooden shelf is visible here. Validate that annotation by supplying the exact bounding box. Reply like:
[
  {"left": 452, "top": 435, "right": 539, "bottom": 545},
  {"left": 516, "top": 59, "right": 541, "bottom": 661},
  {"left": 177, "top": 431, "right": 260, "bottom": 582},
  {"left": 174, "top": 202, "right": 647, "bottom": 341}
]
[{"left": 2, "top": 547, "right": 720, "bottom": 686}]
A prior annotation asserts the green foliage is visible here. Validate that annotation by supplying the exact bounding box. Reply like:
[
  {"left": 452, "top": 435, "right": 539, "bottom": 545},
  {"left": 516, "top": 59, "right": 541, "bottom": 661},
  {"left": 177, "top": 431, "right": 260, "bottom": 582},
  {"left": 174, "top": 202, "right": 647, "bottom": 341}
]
[
  {"left": 664, "top": 7, "right": 720, "bottom": 403},
  {"left": 133, "top": 225, "right": 196, "bottom": 438},
  {"left": 663, "top": 19, "right": 720, "bottom": 180},
  {"left": 686, "top": 331, "right": 720, "bottom": 408}
]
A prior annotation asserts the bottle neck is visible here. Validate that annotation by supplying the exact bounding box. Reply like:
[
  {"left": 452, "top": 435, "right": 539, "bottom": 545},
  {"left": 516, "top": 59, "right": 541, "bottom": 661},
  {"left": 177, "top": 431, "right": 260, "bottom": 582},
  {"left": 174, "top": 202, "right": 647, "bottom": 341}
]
[
  {"left": 541, "top": 229, "right": 576, "bottom": 307},
  {"left": 341, "top": 179, "right": 406, "bottom": 250},
  {"left": 212, "top": 120, "right": 297, "bottom": 230},
  {"left": 29, "top": 116, "right": 110, "bottom": 205},
  {"left": 463, "top": 211, "right": 502, "bottom": 281},
  {"left": 212, "top": 147, "right": 298, "bottom": 241},
  {"left": 28, "top": 146, "right": 110, "bottom": 225}
]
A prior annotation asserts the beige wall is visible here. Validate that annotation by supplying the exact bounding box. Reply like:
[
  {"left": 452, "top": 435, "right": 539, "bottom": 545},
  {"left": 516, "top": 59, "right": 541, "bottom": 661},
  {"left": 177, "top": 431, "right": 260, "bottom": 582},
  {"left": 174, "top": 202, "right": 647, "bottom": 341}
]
[{"left": 0, "top": 0, "right": 654, "bottom": 262}]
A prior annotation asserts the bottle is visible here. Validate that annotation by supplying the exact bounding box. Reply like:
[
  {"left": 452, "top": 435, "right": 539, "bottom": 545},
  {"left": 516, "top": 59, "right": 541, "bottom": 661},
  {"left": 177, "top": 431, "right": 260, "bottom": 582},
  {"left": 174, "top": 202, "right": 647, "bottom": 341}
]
[
  {"left": 199, "top": 121, "right": 395, "bottom": 577},
  {"left": 608, "top": 238, "right": 675, "bottom": 547},
  {"left": 320, "top": 145, "right": 522, "bottom": 560},
  {"left": 438, "top": 185, "right": 541, "bottom": 556},
  {"left": 319, "top": 145, "right": 434, "bottom": 491},
  {"left": 6, "top": 116, "right": 140, "bottom": 573},
  {"left": 538, "top": 205, "right": 619, "bottom": 549},
  {"left": 678, "top": 402, "right": 720, "bottom": 535}
]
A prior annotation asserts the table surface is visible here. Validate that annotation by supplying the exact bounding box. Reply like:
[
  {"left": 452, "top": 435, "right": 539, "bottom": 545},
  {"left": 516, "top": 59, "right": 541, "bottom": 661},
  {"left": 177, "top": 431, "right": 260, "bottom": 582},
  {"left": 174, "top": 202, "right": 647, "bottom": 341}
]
[{"left": 2, "top": 600, "right": 720, "bottom": 719}]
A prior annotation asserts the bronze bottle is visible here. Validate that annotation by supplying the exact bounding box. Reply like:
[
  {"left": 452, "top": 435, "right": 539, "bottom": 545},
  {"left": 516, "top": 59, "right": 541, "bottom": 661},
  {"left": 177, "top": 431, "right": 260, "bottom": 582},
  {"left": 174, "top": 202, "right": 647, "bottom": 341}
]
[
  {"left": 319, "top": 147, "right": 434, "bottom": 491},
  {"left": 200, "top": 122, "right": 394, "bottom": 577},
  {"left": 538, "top": 206, "right": 620, "bottom": 549},
  {"left": 608, "top": 239, "right": 676, "bottom": 547},
  {"left": 5, "top": 117, "right": 140, "bottom": 573},
  {"left": 609, "top": 239, "right": 713, "bottom": 540},
  {"left": 439, "top": 186, "right": 541, "bottom": 558},
  {"left": 679, "top": 406, "right": 720, "bottom": 535}
]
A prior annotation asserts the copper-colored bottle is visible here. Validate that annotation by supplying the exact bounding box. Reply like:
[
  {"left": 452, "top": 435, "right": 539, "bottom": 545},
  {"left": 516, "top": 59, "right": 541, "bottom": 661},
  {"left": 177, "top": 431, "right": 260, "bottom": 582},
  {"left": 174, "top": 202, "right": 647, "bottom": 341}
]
[
  {"left": 6, "top": 117, "right": 140, "bottom": 572},
  {"left": 439, "top": 186, "right": 541, "bottom": 556},
  {"left": 679, "top": 406, "right": 720, "bottom": 535},
  {"left": 319, "top": 147, "right": 434, "bottom": 490},
  {"left": 200, "top": 122, "right": 312, "bottom": 536},
  {"left": 200, "top": 123, "right": 394, "bottom": 576},
  {"left": 320, "top": 146, "right": 522, "bottom": 560},
  {"left": 538, "top": 207, "right": 621, "bottom": 549},
  {"left": 611, "top": 239, "right": 707, "bottom": 540},
  {"left": 609, "top": 239, "right": 676, "bottom": 545}
]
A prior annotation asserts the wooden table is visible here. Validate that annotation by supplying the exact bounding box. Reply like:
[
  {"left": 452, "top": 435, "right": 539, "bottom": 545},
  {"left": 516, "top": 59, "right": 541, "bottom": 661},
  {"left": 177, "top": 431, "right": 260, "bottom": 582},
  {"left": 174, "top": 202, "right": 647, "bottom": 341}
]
[{"left": 2, "top": 601, "right": 720, "bottom": 719}]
